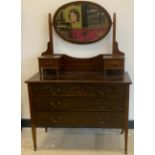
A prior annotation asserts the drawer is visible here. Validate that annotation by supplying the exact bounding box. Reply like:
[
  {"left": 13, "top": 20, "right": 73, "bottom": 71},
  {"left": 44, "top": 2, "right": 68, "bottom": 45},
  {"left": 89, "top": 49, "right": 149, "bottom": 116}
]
[
  {"left": 79, "top": 85, "right": 126, "bottom": 97},
  {"left": 33, "top": 112, "right": 124, "bottom": 128},
  {"left": 104, "top": 59, "right": 124, "bottom": 69},
  {"left": 31, "top": 84, "right": 77, "bottom": 96},
  {"left": 32, "top": 97, "right": 124, "bottom": 111},
  {"left": 39, "top": 58, "right": 61, "bottom": 69}
]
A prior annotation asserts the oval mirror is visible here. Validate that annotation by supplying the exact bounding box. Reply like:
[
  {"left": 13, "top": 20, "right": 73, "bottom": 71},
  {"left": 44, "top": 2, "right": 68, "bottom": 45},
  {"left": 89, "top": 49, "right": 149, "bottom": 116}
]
[{"left": 53, "top": 1, "right": 112, "bottom": 44}]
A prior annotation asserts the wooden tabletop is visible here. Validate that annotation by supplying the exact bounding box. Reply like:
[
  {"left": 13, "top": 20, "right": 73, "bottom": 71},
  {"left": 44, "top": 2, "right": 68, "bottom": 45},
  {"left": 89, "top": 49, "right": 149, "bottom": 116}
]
[{"left": 25, "top": 72, "right": 132, "bottom": 84}]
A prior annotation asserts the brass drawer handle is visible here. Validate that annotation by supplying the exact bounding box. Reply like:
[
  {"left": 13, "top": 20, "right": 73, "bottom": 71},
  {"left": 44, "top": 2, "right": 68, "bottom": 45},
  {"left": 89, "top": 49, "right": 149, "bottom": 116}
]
[
  {"left": 50, "top": 101, "right": 54, "bottom": 105},
  {"left": 97, "top": 89, "right": 105, "bottom": 95},
  {"left": 49, "top": 88, "right": 53, "bottom": 93},
  {"left": 51, "top": 118, "right": 58, "bottom": 123},
  {"left": 104, "top": 101, "right": 108, "bottom": 105},
  {"left": 50, "top": 101, "right": 61, "bottom": 107},
  {"left": 56, "top": 88, "right": 61, "bottom": 93},
  {"left": 111, "top": 62, "right": 118, "bottom": 65},
  {"left": 97, "top": 101, "right": 108, "bottom": 107},
  {"left": 50, "top": 117, "right": 60, "bottom": 123},
  {"left": 57, "top": 101, "right": 61, "bottom": 105},
  {"left": 97, "top": 88, "right": 111, "bottom": 95},
  {"left": 45, "top": 62, "right": 52, "bottom": 65},
  {"left": 100, "top": 120, "right": 105, "bottom": 124},
  {"left": 49, "top": 88, "right": 62, "bottom": 94},
  {"left": 97, "top": 102, "right": 101, "bottom": 106},
  {"left": 97, "top": 117, "right": 109, "bottom": 122},
  {"left": 50, "top": 101, "right": 56, "bottom": 107}
]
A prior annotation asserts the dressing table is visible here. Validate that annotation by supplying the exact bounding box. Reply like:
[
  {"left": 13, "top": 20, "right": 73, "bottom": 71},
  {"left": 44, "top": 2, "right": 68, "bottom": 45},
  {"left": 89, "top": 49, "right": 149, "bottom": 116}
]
[{"left": 25, "top": 1, "right": 132, "bottom": 154}]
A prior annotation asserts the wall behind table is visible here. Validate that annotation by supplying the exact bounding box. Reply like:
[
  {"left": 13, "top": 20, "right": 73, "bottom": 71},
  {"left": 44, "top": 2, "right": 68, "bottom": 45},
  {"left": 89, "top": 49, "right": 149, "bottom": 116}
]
[{"left": 22, "top": 0, "right": 134, "bottom": 120}]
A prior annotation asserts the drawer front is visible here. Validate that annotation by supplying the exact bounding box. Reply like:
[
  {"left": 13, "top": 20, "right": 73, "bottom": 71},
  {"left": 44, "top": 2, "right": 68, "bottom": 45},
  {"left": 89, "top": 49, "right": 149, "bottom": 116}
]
[
  {"left": 39, "top": 59, "right": 60, "bottom": 68},
  {"left": 32, "top": 97, "right": 124, "bottom": 111},
  {"left": 104, "top": 59, "right": 124, "bottom": 68},
  {"left": 33, "top": 112, "right": 124, "bottom": 128},
  {"left": 79, "top": 85, "right": 126, "bottom": 97},
  {"left": 31, "top": 84, "right": 77, "bottom": 96}
]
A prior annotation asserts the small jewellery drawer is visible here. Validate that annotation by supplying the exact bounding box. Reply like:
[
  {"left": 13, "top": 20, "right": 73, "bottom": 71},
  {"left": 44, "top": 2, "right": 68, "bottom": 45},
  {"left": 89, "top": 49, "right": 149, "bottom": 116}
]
[
  {"left": 32, "top": 97, "right": 124, "bottom": 111},
  {"left": 104, "top": 59, "right": 124, "bottom": 68},
  {"left": 79, "top": 85, "right": 126, "bottom": 96},
  {"left": 31, "top": 84, "right": 77, "bottom": 96},
  {"left": 34, "top": 112, "right": 123, "bottom": 128},
  {"left": 39, "top": 58, "right": 61, "bottom": 69}
]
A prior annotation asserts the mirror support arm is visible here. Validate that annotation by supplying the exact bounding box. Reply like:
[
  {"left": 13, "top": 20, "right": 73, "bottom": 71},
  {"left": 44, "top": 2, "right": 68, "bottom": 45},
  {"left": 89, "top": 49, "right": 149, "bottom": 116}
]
[
  {"left": 112, "top": 13, "right": 124, "bottom": 56},
  {"left": 42, "top": 13, "right": 54, "bottom": 56}
]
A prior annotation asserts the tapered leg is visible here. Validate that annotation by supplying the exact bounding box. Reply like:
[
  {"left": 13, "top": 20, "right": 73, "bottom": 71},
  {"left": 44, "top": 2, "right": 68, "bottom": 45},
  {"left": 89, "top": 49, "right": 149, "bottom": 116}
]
[
  {"left": 31, "top": 125, "right": 37, "bottom": 151},
  {"left": 45, "top": 127, "right": 48, "bottom": 132},
  {"left": 124, "top": 128, "right": 128, "bottom": 154},
  {"left": 124, "top": 86, "right": 129, "bottom": 154}
]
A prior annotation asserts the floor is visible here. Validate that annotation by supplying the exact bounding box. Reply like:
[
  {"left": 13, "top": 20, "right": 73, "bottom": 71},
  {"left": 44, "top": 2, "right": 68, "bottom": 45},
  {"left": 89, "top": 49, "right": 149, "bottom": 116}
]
[{"left": 21, "top": 128, "right": 134, "bottom": 155}]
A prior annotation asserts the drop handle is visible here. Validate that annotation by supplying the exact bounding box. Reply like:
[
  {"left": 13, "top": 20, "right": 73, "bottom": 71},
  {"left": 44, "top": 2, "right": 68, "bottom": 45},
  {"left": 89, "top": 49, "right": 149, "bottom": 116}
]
[
  {"left": 97, "top": 102, "right": 103, "bottom": 106},
  {"left": 57, "top": 101, "right": 61, "bottom": 105},
  {"left": 97, "top": 117, "right": 109, "bottom": 124},
  {"left": 97, "top": 88, "right": 111, "bottom": 95},
  {"left": 97, "top": 89, "right": 104, "bottom": 95},
  {"left": 97, "top": 89, "right": 107, "bottom": 95},
  {"left": 50, "top": 102, "right": 56, "bottom": 107},
  {"left": 97, "top": 118, "right": 105, "bottom": 124},
  {"left": 51, "top": 117, "right": 58, "bottom": 123},
  {"left": 104, "top": 101, "right": 108, "bottom": 105},
  {"left": 97, "top": 101, "right": 108, "bottom": 107},
  {"left": 50, "top": 117, "right": 61, "bottom": 123},
  {"left": 49, "top": 88, "right": 53, "bottom": 93},
  {"left": 50, "top": 101, "right": 61, "bottom": 107},
  {"left": 100, "top": 120, "right": 105, "bottom": 124},
  {"left": 56, "top": 88, "right": 61, "bottom": 93},
  {"left": 45, "top": 62, "right": 52, "bottom": 65},
  {"left": 111, "top": 62, "right": 118, "bottom": 65},
  {"left": 97, "top": 102, "right": 101, "bottom": 106}
]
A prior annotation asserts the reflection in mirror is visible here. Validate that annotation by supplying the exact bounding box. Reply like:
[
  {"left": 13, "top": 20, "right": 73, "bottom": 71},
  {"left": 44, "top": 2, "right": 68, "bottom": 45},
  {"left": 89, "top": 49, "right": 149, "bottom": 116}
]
[{"left": 53, "top": 1, "right": 112, "bottom": 44}]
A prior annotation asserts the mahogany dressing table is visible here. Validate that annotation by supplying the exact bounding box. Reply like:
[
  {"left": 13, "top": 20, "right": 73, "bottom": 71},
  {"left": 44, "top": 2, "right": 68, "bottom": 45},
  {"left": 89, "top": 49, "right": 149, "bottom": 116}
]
[{"left": 25, "top": 1, "right": 132, "bottom": 154}]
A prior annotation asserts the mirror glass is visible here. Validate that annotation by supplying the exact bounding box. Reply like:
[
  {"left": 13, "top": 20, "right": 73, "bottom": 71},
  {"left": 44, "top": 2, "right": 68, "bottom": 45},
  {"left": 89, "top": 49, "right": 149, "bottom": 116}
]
[{"left": 53, "top": 1, "right": 112, "bottom": 44}]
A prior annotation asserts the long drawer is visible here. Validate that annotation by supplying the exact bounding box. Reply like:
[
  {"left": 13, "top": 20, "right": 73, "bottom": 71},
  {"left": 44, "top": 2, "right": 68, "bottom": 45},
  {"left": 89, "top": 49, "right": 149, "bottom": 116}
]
[
  {"left": 31, "top": 83, "right": 126, "bottom": 97},
  {"left": 79, "top": 85, "right": 126, "bottom": 96},
  {"left": 31, "top": 84, "right": 77, "bottom": 96},
  {"left": 32, "top": 97, "right": 124, "bottom": 111},
  {"left": 33, "top": 112, "right": 124, "bottom": 128}
]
